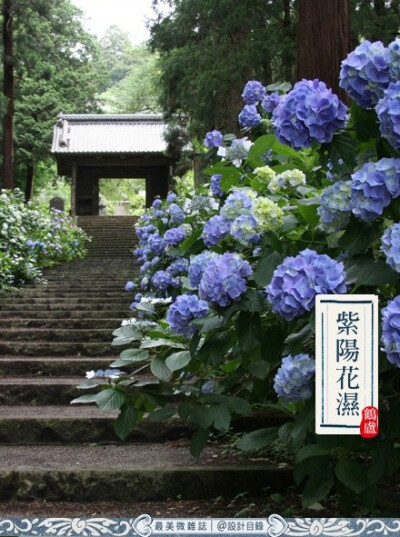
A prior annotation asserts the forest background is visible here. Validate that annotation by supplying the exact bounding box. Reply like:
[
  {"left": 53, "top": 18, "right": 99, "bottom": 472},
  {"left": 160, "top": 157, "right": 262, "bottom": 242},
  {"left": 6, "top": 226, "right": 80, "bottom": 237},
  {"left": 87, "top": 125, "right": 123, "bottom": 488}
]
[{"left": 0, "top": 0, "right": 400, "bottom": 210}]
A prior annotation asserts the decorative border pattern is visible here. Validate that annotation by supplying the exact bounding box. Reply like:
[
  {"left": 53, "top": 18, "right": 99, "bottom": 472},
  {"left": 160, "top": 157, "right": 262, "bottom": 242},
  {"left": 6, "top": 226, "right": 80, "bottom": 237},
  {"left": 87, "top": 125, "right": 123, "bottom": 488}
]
[{"left": 0, "top": 517, "right": 399, "bottom": 537}]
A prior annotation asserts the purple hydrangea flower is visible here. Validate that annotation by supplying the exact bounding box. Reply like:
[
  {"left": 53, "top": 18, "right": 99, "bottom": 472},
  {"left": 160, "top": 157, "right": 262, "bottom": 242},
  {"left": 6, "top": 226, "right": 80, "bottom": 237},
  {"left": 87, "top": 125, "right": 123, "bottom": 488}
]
[
  {"left": 148, "top": 232, "right": 166, "bottom": 255},
  {"left": 151, "top": 270, "right": 172, "bottom": 291},
  {"left": 224, "top": 139, "right": 252, "bottom": 165},
  {"left": 136, "top": 224, "right": 156, "bottom": 244},
  {"left": 242, "top": 80, "right": 266, "bottom": 104},
  {"left": 140, "top": 261, "right": 153, "bottom": 274},
  {"left": 164, "top": 226, "right": 187, "bottom": 246},
  {"left": 274, "top": 354, "right": 315, "bottom": 402},
  {"left": 169, "top": 203, "right": 185, "bottom": 225},
  {"left": 210, "top": 174, "right": 223, "bottom": 197},
  {"left": 376, "top": 81, "right": 400, "bottom": 149},
  {"left": 238, "top": 105, "right": 261, "bottom": 128},
  {"left": 381, "top": 296, "right": 400, "bottom": 367},
  {"left": 204, "top": 130, "right": 223, "bottom": 148},
  {"left": 272, "top": 79, "right": 348, "bottom": 149},
  {"left": 201, "top": 380, "right": 216, "bottom": 394},
  {"left": 199, "top": 253, "right": 253, "bottom": 307},
  {"left": 261, "top": 92, "right": 281, "bottom": 113},
  {"left": 125, "top": 281, "right": 134, "bottom": 292},
  {"left": 351, "top": 159, "right": 400, "bottom": 220},
  {"left": 152, "top": 198, "right": 162, "bottom": 209},
  {"left": 167, "top": 257, "right": 189, "bottom": 276},
  {"left": 317, "top": 181, "right": 352, "bottom": 233},
  {"left": 188, "top": 252, "right": 218, "bottom": 288},
  {"left": 381, "top": 223, "right": 400, "bottom": 272},
  {"left": 387, "top": 38, "right": 400, "bottom": 81},
  {"left": 154, "top": 209, "right": 164, "bottom": 219},
  {"left": 202, "top": 215, "right": 231, "bottom": 247},
  {"left": 167, "top": 192, "right": 178, "bottom": 203},
  {"left": 230, "top": 214, "right": 260, "bottom": 245},
  {"left": 166, "top": 293, "right": 209, "bottom": 337},
  {"left": 266, "top": 249, "right": 347, "bottom": 321},
  {"left": 339, "top": 40, "right": 390, "bottom": 109}
]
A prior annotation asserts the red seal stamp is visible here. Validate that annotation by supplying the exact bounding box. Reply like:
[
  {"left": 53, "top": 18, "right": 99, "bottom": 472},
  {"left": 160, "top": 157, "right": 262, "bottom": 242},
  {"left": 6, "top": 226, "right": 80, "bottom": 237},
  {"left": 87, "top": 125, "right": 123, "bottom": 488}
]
[{"left": 360, "top": 406, "right": 379, "bottom": 438}]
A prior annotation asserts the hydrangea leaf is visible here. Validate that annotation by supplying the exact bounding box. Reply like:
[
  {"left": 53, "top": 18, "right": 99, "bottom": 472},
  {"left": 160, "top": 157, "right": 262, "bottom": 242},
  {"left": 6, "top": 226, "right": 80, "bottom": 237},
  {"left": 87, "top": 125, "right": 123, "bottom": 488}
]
[
  {"left": 335, "top": 458, "right": 369, "bottom": 494},
  {"left": 147, "top": 407, "right": 176, "bottom": 422},
  {"left": 165, "top": 350, "right": 191, "bottom": 372},
  {"left": 302, "top": 471, "right": 335, "bottom": 508},
  {"left": 114, "top": 402, "right": 137, "bottom": 440},
  {"left": 246, "top": 134, "right": 275, "bottom": 169},
  {"left": 338, "top": 220, "right": 379, "bottom": 255},
  {"left": 253, "top": 250, "right": 284, "bottom": 287},
  {"left": 119, "top": 348, "right": 150, "bottom": 361},
  {"left": 320, "top": 131, "right": 357, "bottom": 174},
  {"left": 96, "top": 387, "right": 127, "bottom": 410},
  {"left": 150, "top": 356, "right": 172, "bottom": 381},
  {"left": 140, "top": 338, "right": 186, "bottom": 349},
  {"left": 226, "top": 396, "right": 252, "bottom": 415},
  {"left": 345, "top": 256, "right": 398, "bottom": 287},
  {"left": 210, "top": 404, "right": 231, "bottom": 431},
  {"left": 70, "top": 393, "right": 101, "bottom": 404},
  {"left": 237, "top": 427, "right": 279, "bottom": 451},
  {"left": 190, "top": 428, "right": 209, "bottom": 458},
  {"left": 296, "top": 444, "right": 331, "bottom": 463},
  {"left": 249, "top": 360, "right": 269, "bottom": 380}
]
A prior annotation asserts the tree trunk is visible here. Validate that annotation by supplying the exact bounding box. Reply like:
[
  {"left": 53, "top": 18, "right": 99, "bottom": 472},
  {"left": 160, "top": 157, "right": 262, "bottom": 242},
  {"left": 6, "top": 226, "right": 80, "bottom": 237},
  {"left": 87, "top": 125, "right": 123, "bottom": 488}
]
[
  {"left": 2, "top": 0, "right": 14, "bottom": 190},
  {"left": 297, "top": 0, "right": 350, "bottom": 101},
  {"left": 25, "top": 163, "right": 34, "bottom": 202}
]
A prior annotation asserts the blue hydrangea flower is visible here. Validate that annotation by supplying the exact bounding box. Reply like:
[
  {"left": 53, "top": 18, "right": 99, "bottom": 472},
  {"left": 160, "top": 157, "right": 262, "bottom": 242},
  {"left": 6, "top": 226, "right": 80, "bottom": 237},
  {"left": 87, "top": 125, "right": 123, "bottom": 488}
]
[
  {"left": 169, "top": 203, "right": 185, "bottom": 225},
  {"left": 204, "top": 130, "right": 223, "bottom": 148},
  {"left": 381, "top": 223, "right": 400, "bottom": 272},
  {"left": 238, "top": 105, "right": 261, "bottom": 128},
  {"left": 166, "top": 293, "right": 209, "bottom": 337},
  {"left": 148, "top": 232, "right": 166, "bottom": 255},
  {"left": 266, "top": 249, "right": 347, "bottom": 321},
  {"left": 201, "top": 380, "right": 216, "bottom": 394},
  {"left": 125, "top": 281, "right": 134, "bottom": 292},
  {"left": 167, "top": 257, "right": 189, "bottom": 276},
  {"left": 242, "top": 80, "right": 266, "bottom": 104},
  {"left": 188, "top": 252, "right": 218, "bottom": 288},
  {"left": 154, "top": 209, "right": 164, "bottom": 219},
  {"left": 136, "top": 224, "right": 156, "bottom": 244},
  {"left": 274, "top": 354, "right": 315, "bottom": 402},
  {"left": 199, "top": 253, "right": 253, "bottom": 307},
  {"left": 317, "top": 181, "right": 352, "bottom": 233},
  {"left": 339, "top": 40, "right": 390, "bottom": 108},
  {"left": 351, "top": 159, "right": 400, "bottom": 220},
  {"left": 387, "top": 38, "right": 400, "bottom": 81},
  {"left": 140, "top": 261, "right": 153, "bottom": 274},
  {"left": 210, "top": 174, "right": 223, "bottom": 197},
  {"left": 376, "top": 81, "right": 400, "bottom": 149},
  {"left": 220, "top": 188, "right": 255, "bottom": 221},
  {"left": 164, "top": 226, "right": 187, "bottom": 246},
  {"left": 230, "top": 214, "right": 260, "bottom": 245},
  {"left": 272, "top": 79, "right": 348, "bottom": 149},
  {"left": 223, "top": 139, "right": 252, "bottom": 166},
  {"left": 381, "top": 296, "right": 400, "bottom": 367},
  {"left": 202, "top": 215, "right": 231, "bottom": 247},
  {"left": 261, "top": 93, "right": 281, "bottom": 113},
  {"left": 167, "top": 192, "right": 178, "bottom": 203},
  {"left": 152, "top": 198, "right": 162, "bottom": 209},
  {"left": 151, "top": 270, "right": 172, "bottom": 291}
]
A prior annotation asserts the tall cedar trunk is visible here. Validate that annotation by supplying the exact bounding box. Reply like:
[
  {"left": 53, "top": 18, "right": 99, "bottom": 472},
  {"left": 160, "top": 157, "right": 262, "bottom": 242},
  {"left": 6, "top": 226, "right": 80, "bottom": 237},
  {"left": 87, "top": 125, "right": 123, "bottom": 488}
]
[
  {"left": 2, "top": 0, "right": 14, "bottom": 190},
  {"left": 281, "top": 0, "right": 294, "bottom": 83},
  {"left": 297, "top": 0, "right": 350, "bottom": 101},
  {"left": 25, "top": 163, "right": 34, "bottom": 202}
]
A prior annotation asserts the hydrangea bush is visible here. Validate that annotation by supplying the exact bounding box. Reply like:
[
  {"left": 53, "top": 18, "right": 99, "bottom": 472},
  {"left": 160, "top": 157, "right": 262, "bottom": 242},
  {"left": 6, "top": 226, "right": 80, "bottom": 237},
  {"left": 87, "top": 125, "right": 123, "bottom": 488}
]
[
  {"left": 74, "top": 38, "right": 400, "bottom": 511},
  {"left": 0, "top": 189, "right": 87, "bottom": 290}
]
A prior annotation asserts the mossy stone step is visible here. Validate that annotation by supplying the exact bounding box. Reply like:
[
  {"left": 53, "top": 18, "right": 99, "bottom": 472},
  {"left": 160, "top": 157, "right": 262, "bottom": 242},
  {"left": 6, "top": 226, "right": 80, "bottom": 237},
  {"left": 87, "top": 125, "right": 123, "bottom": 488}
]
[
  {"left": 0, "top": 319, "right": 123, "bottom": 329},
  {"left": 0, "top": 328, "right": 114, "bottom": 342},
  {"left": 0, "top": 302, "right": 129, "bottom": 311},
  {"left": 0, "top": 310, "right": 130, "bottom": 319},
  {"left": 0, "top": 341, "right": 124, "bottom": 357},
  {"left": 0, "top": 356, "right": 117, "bottom": 376}
]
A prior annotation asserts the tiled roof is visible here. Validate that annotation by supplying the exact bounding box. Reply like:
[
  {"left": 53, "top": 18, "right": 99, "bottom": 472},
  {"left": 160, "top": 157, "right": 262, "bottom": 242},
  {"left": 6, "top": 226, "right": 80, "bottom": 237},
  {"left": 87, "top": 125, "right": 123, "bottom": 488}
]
[{"left": 51, "top": 114, "right": 168, "bottom": 154}]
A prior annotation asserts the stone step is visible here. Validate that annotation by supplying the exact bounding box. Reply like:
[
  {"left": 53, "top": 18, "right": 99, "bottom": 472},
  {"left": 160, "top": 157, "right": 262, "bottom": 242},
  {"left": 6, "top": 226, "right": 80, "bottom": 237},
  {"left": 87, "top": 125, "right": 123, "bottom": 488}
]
[
  {"left": 0, "top": 328, "right": 114, "bottom": 342},
  {"left": 0, "top": 296, "right": 128, "bottom": 306},
  {"left": 0, "top": 443, "right": 289, "bottom": 502},
  {"left": 0, "top": 341, "right": 123, "bottom": 357},
  {"left": 0, "top": 310, "right": 130, "bottom": 319},
  {"left": 0, "top": 318, "right": 124, "bottom": 329},
  {"left": 0, "top": 356, "right": 118, "bottom": 376},
  {"left": 0, "top": 407, "right": 190, "bottom": 444},
  {"left": 0, "top": 302, "right": 130, "bottom": 312},
  {"left": 9, "top": 290, "right": 128, "bottom": 298}
]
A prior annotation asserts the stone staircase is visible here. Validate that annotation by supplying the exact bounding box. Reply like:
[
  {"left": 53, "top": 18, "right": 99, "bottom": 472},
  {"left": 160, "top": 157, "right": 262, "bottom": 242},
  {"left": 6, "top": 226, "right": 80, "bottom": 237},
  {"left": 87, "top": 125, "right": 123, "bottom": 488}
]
[{"left": 0, "top": 216, "right": 290, "bottom": 515}]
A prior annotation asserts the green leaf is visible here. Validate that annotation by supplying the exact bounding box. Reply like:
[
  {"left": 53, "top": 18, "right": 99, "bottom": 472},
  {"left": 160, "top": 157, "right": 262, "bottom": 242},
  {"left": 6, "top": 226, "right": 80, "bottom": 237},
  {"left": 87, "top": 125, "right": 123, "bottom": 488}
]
[
  {"left": 120, "top": 348, "right": 150, "bottom": 361},
  {"left": 237, "top": 311, "right": 260, "bottom": 355},
  {"left": 338, "top": 220, "right": 379, "bottom": 255},
  {"left": 134, "top": 301, "right": 155, "bottom": 315},
  {"left": 190, "top": 429, "right": 209, "bottom": 458},
  {"left": 249, "top": 360, "right": 269, "bottom": 379},
  {"left": 147, "top": 407, "right": 176, "bottom": 422},
  {"left": 237, "top": 427, "right": 279, "bottom": 451},
  {"left": 335, "top": 458, "right": 369, "bottom": 494},
  {"left": 150, "top": 356, "right": 172, "bottom": 381},
  {"left": 302, "top": 471, "right": 335, "bottom": 508},
  {"left": 345, "top": 256, "right": 398, "bottom": 287},
  {"left": 112, "top": 325, "right": 141, "bottom": 339},
  {"left": 191, "top": 314, "right": 225, "bottom": 334},
  {"left": 246, "top": 134, "right": 275, "bottom": 169},
  {"left": 165, "top": 350, "right": 191, "bottom": 372},
  {"left": 96, "top": 387, "right": 126, "bottom": 410},
  {"left": 239, "top": 289, "right": 265, "bottom": 313},
  {"left": 180, "top": 404, "right": 214, "bottom": 429},
  {"left": 296, "top": 444, "right": 331, "bottom": 463},
  {"left": 253, "top": 251, "right": 284, "bottom": 287},
  {"left": 140, "top": 338, "right": 186, "bottom": 349},
  {"left": 114, "top": 402, "right": 137, "bottom": 440},
  {"left": 320, "top": 131, "right": 357, "bottom": 172},
  {"left": 226, "top": 397, "right": 251, "bottom": 415},
  {"left": 70, "top": 393, "right": 100, "bottom": 404},
  {"left": 296, "top": 203, "right": 319, "bottom": 227},
  {"left": 179, "top": 228, "right": 203, "bottom": 253},
  {"left": 210, "top": 404, "right": 231, "bottom": 431}
]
